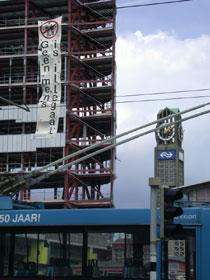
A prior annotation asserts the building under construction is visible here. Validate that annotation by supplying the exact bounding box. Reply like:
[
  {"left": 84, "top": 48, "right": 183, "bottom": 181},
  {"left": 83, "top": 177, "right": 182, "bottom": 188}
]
[{"left": 0, "top": 0, "right": 116, "bottom": 208}]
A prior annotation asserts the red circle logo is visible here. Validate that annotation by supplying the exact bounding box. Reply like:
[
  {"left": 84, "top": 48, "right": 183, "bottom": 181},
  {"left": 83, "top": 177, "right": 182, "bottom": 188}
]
[{"left": 40, "top": 20, "right": 59, "bottom": 39}]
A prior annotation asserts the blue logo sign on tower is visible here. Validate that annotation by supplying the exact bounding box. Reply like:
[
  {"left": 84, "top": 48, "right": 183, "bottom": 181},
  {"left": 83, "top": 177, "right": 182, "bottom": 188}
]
[{"left": 157, "top": 150, "right": 176, "bottom": 160}]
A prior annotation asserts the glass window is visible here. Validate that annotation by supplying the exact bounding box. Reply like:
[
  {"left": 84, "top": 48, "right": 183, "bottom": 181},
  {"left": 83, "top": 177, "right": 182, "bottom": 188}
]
[
  {"left": 1, "top": 232, "right": 84, "bottom": 278},
  {"left": 87, "top": 229, "right": 150, "bottom": 279},
  {"left": 0, "top": 233, "right": 10, "bottom": 276},
  {"left": 163, "top": 230, "right": 195, "bottom": 280},
  {"left": 69, "top": 233, "right": 83, "bottom": 276},
  {"left": 0, "top": 226, "right": 150, "bottom": 279}
]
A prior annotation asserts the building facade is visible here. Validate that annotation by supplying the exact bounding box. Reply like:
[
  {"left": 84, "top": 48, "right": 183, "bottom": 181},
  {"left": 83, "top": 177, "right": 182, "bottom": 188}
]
[{"left": 0, "top": 0, "right": 116, "bottom": 208}]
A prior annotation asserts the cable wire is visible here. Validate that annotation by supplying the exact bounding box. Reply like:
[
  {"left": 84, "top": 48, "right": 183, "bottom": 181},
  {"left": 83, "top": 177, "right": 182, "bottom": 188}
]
[
  {"left": 117, "top": 0, "right": 193, "bottom": 9},
  {"left": 117, "top": 88, "right": 210, "bottom": 98},
  {"left": 5, "top": 103, "right": 210, "bottom": 194},
  {"left": 117, "top": 95, "right": 210, "bottom": 104}
]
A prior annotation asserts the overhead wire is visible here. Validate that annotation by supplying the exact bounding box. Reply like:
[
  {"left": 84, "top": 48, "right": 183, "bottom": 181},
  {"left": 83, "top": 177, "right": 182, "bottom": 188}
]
[
  {"left": 117, "top": 0, "right": 193, "bottom": 9},
  {"left": 1, "top": 101, "right": 209, "bottom": 190},
  {"left": 4, "top": 101, "right": 210, "bottom": 194},
  {"left": 116, "top": 88, "right": 210, "bottom": 103},
  {"left": 117, "top": 96, "right": 210, "bottom": 104},
  {"left": 0, "top": 96, "right": 30, "bottom": 112},
  {"left": 117, "top": 88, "right": 210, "bottom": 98},
  {"left": 2, "top": 88, "right": 210, "bottom": 109}
]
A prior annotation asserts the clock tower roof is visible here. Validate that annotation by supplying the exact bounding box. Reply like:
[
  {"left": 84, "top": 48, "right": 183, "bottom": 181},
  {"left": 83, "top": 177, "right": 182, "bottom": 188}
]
[{"left": 158, "top": 107, "right": 180, "bottom": 115}]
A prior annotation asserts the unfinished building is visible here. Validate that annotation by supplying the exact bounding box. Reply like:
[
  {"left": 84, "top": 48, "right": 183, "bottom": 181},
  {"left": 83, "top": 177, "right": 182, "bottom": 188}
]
[{"left": 0, "top": 0, "right": 116, "bottom": 208}]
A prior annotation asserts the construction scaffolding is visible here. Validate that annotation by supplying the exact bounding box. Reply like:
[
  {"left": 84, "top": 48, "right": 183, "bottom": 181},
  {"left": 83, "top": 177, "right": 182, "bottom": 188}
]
[{"left": 0, "top": 0, "right": 116, "bottom": 208}]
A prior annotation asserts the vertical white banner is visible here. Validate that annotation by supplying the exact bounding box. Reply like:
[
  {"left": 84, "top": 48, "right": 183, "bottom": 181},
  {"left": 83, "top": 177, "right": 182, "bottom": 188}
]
[{"left": 36, "top": 16, "right": 62, "bottom": 137}]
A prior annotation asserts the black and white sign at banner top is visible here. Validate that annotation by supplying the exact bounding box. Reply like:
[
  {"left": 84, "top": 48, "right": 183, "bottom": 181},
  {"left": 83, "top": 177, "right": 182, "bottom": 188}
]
[{"left": 40, "top": 20, "right": 59, "bottom": 39}]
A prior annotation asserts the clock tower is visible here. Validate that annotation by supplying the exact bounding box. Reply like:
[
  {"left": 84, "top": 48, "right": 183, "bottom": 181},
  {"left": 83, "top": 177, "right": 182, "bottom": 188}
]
[{"left": 155, "top": 108, "right": 184, "bottom": 187}]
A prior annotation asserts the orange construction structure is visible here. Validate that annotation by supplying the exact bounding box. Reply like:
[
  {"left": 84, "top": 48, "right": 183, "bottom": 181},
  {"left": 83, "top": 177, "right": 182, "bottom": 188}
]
[{"left": 0, "top": 0, "right": 116, "bottom": 208}]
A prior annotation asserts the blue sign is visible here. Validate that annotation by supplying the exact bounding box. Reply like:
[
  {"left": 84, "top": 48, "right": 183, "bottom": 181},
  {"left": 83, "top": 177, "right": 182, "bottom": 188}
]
[
  {"left": 0, "top": 209, "right": 150, "bottom": 227},
  {"left": 157, "top": 150, "right": 176, "bottom": 160}
]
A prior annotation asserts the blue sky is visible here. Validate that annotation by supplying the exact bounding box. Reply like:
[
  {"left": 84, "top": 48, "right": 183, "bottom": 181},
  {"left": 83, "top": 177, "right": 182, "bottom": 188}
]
[
  {"left": 116, "top": 0, "right": 210, "bottom": 38},
  {"left": 114, "top": 0, "right": 210, "bottom": 208}
]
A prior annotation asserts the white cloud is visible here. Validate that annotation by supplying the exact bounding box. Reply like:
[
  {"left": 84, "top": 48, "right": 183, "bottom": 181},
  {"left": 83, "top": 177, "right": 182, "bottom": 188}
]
[{"left": 114, "top": 31, "right": 210, "bottom": 208}]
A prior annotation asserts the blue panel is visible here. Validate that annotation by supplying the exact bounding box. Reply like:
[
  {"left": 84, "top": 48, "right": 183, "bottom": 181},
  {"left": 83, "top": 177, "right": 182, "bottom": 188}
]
[
  {"left": 0, "top": 207, "right": 209, "bottom": 279},
  {"left": 0, "top": 208, "right": 204, "bottom": 227},
  {"left": 156, "top": 208, "right": 201, "bottom": 225},
  {"left": 196, "top": 224, "right": 202, "bottom": 280},
  {"left": 198, "top": 208, "right": 210, "bottom": 280},
  {"left": 175, "top": 208, "right": 201, "bottom": 225},
  {"left": 0, "top": 209, "right": 150, "bottom": 227},
  {"left": 157, "top": 149, "right": 176, "bottom": 160},
  {"left": 0, "top": 196, "right": 13, "bottom": 210}
]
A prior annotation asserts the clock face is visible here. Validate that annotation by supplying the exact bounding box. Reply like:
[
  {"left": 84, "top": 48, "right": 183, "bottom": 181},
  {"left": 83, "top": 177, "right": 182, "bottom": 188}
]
[{"left": 156, "top": 122, "right": 175, "bottom": 142}]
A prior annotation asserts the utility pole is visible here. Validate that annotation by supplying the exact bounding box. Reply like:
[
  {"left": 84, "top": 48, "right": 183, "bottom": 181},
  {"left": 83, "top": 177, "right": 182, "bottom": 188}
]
[{"left": 149, "top": 177, "right": 160, "bottom": 280}]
